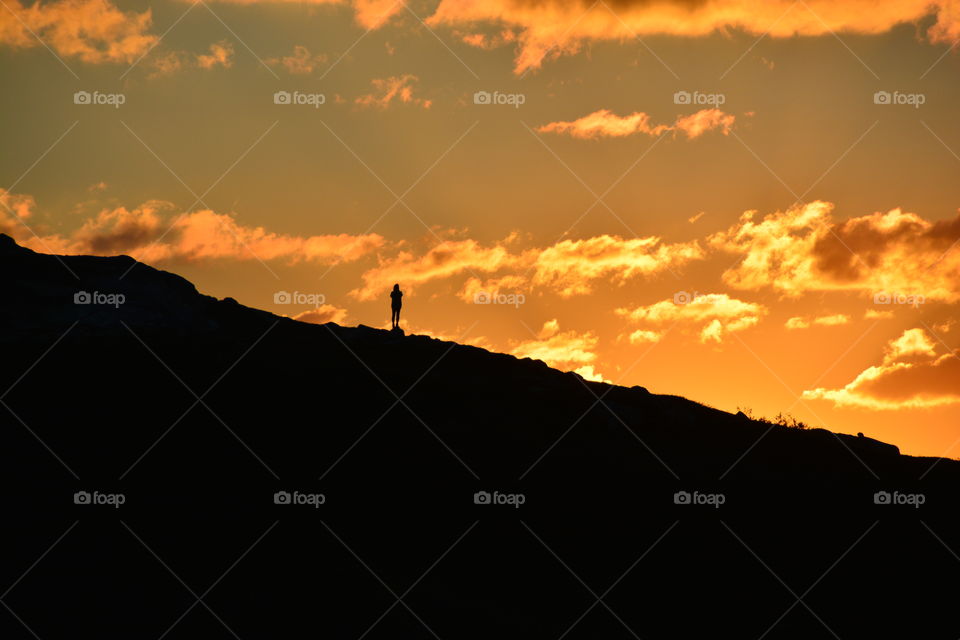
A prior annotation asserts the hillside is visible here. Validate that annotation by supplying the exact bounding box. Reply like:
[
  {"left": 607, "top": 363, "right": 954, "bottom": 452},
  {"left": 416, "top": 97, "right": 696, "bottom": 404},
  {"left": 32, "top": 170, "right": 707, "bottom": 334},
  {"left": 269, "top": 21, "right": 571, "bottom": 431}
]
[{"left": 2, "top": 233, "right": 958, "bottom": 639}]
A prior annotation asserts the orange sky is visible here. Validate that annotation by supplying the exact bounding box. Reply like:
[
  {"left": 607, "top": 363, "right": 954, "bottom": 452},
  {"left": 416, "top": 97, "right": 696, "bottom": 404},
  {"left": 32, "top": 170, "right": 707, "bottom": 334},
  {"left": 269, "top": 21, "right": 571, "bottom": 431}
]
[{"left": 1, "top": 0, "right": 959, "bottom": 457}]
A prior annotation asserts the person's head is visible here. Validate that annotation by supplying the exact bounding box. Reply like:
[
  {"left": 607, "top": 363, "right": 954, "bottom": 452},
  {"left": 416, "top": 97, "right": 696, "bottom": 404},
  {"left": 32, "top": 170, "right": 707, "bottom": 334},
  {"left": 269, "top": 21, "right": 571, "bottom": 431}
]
[{"left": 392, "top": 283, "right": 399, "bottom": 292}]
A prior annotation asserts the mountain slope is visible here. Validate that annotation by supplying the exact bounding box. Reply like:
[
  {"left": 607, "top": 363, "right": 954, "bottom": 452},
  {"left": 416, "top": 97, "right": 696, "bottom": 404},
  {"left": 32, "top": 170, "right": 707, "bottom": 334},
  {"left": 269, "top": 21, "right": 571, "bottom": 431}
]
[{"left": 2, "top": 233, "right": 958, "bottom": 639}]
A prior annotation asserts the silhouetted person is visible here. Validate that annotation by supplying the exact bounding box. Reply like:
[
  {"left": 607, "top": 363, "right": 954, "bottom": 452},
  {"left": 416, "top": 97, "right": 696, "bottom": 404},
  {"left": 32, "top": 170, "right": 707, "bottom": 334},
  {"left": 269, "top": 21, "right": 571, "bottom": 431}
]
[{"left": 390, "top": 283, "right": 403, "bottom": 330}]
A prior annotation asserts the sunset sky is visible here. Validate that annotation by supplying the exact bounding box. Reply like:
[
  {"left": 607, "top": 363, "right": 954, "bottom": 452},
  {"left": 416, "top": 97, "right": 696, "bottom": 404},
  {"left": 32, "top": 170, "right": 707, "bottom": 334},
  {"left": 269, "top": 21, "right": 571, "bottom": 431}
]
[{"left": 2, "top": 0, "right": 959, "bottom": 457}]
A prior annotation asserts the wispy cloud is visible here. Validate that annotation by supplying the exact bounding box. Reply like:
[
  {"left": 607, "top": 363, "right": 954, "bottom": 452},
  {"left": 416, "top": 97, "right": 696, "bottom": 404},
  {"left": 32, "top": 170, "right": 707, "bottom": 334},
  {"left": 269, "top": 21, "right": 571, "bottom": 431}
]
[
  {"left": 617, "top": 293, "right": 767, "bottom": 344},
  {"left": 350, "top": 233, "right": 704, "bottom": 300},
  {"left": 266, "top": 45, "right": 328, "bottom": 74},
  {"left": 150, "top": 40, "right": 234, "bottom": 76},
  {"left": 537, "top": 108, "right": 736, "bottom": 140},
  {"left": 785, "top": 314, "right": 850, "bottom": 329},
  {"left": 355, "top": 74, "right": 432, "bottom": 109}
]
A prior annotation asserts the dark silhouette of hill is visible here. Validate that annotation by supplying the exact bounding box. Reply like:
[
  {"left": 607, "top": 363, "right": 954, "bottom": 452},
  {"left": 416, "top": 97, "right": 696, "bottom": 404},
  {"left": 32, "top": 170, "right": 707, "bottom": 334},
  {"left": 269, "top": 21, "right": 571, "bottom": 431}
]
[{"left": 2, "top": 232, "right": 958, "bottom": 639}]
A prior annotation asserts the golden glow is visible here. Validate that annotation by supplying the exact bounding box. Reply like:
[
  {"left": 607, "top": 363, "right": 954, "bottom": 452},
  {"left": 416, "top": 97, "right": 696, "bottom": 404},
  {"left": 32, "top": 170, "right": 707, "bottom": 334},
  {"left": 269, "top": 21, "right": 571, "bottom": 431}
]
[{"left": 2, "top": 0, "right": 959, "bottom": 458}]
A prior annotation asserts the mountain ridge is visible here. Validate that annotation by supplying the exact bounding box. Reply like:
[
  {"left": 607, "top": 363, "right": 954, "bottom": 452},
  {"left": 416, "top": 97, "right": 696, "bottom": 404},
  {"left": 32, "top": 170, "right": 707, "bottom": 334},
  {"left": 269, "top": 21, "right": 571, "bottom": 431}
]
[
  {"left": 0, "top": 231, "right": 914, "bottom": 464},
  {"left": 0, "top": 233, "right": 952, "bottom": 470},
  {"left": 4, "top": 232, "right": 960, "bottom": 638}
]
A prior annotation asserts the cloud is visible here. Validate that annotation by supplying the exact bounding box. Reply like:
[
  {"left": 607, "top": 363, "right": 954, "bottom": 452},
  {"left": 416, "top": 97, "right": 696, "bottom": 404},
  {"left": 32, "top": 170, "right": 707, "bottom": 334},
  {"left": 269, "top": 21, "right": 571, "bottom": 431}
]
[
  {"left": 456, "top": 28, "right": 518, "bottom": 49},
  {"left": 537, "top": 108, "right": 736, "bottom": 140},
  {"left": 709, "top": 201, "right": 960, "bottom": 302},
  {"left": 151, "top": 40, "right": 234, "bottom": 76},
  {"left": 699, "top": 315, "right": 761, "bottom": 343},
  {"left": 785, "top": 313, "right": 850, "bottom": 329},
  {"left": 411, "top": 318, "right": 610, "bottom": 380},
  {"left": 571, "top": 365, "right": 610, "bottom": 383},
  {"left": 538, "top": 110, "right": 667, "bottom": 139},
  {"left": 626, "top": 329, "right": 662, "bottom": 345},
  {"left": 291, "top": 305, "right": 349, "bottom": 325},
  {"left": 355, "top": 74, "right": 432, "bottom": 109},
  {"left": 55, "top": 0, "right": 953, "bottom": 75},
  {"left": 803, "top": 328, "right": 960, "bottom": 409},
  {"left": 510, "top": 319, "right": 607, "bottom": 378},
  {"left": 149, "top": 51, "right": 185, "bottom": 76},
  {"left": 0, "top": 189, "right": 36, "bottom": 220},
  {"left": 886, "top": 328, "right": 939, "bottom": 361},
  {"left": 2, "top": 197, "right": 384, "bottom": 265},
  {"left": 267, "top": 45, "right": 328, "bottom": 74},
  {"left": 352, "top": 238, "right": 520, "bottom": 300},
  {"left": 0, "top": 0, "right": 156, "bottom": 64},
  {"left": 196, "top": 40, "right": 234, "bottom": 69},
  {"left": 785, "top": 316, "right": 810, "bottom": 330},
  {"left": 457, "top": 275, "right": 527, "bottom": 302},
  {"left": 617, "top": 293, "right": 766, "bottom": 344},
  {"left": 532, "top": 235, "right": 704, "bottom": 296},
  {"left": 426, "top": 0, "right": 960, "bottom": 74},
  {"left": 673, "top": 109, "right": 738, "bottom": 138},
  {"left": 351, "top": 233, "right": 704, "bottom": 300},
  {"left": 814, "top": 314, "right": 851, "bottom": 326},
  {"left": 352, "top": 0, "right": 404, "bottom": 28}
]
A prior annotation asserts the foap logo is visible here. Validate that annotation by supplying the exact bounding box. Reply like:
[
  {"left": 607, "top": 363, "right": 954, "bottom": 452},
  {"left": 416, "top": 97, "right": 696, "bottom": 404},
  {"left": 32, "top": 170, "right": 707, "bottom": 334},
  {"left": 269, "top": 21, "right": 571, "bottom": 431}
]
[
  {"left": 74, "top": 490, "right": 126, "bottom": 508},
  {"left": 873, "top": 91, "right": 925, "bottom": 108},
  {"left": 474, "top": 490, "right": 526, "bottom": 508},
  {"left": 73, "top": 91, "right": 126, "bottom": 108},
  {"left": 874, "top": 490, "right": 925, "bottom": 508},
  {"left": 673, "top": 90, "right": 726, "bottom": 106},
  {"left": 274, "top": 490, "right": 326, "bottom": 508},
  {"left": 674, "top": 490, "right": 725, "bottom": 508},
  {"left": 274, "top": 291, "right": 326, "bottom": 307},
  {"left": 473, "top": 91, "right": 526, "bottom": 108},
  {"left": 673, "top": 290, "right": 705, "bottom": 305},
  {"left": 472, "top": 291, "right": 526, "bottom": 308},
  {"left": 273, "top": 90, "right": 326, "bottom": 108},
  {"left": 74, "top": 290, "right": 126, "bottom": 308},
  {"left": 873, "top": 292, "right": 925, "bottom": 307}
]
